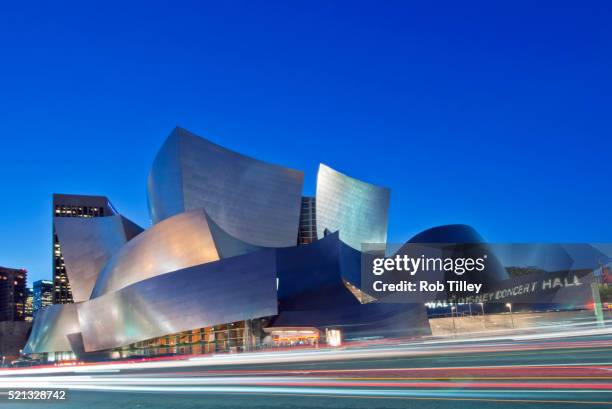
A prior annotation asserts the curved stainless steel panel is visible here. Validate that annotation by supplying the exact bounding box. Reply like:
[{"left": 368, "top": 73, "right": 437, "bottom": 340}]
[
  {"left": 315, "top": 163, "right": 390, "bottom": 250},
  {"left": 23, "top": 304, "right": 80, "bottom": 354},
  {"left": 90, "top": 209, "right": 219, "bottom": 298},
  {"left": 147, "top": 127, "right": 304, "bottom": 247},
  {"left": 54, "top": 215, "right": 130, "bottom": 302},
  {"left": 204, "top": 210, "right": 263, "bottom": 258},
  {"left": 272, "top": 232, "right": 431, "bottom": 339},
  {"left": 147, "top": 131, "right": 185, "bottom": 225},
  {"left": 78, "top": 250, "right": 278, "bottom": 352}
]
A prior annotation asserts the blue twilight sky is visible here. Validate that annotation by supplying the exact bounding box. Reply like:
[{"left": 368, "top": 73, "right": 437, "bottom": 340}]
[{"left": 0, "top": 1, "right": 611, "bottom": 284}]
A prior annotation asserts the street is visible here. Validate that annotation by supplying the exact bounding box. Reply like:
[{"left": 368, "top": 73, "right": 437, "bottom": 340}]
[{"left": 1, "top": 326, "right": 611, "bottom": 408}]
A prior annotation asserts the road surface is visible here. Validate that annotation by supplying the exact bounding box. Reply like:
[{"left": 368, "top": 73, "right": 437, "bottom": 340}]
[{"left": 1, "top": 327, "right": 611, "bottom": 408}]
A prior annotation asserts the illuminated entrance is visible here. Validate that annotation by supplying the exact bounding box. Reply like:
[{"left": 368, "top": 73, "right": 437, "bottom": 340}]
[{"left": 264, "top": 327, "right": 320, "bottom": 347}]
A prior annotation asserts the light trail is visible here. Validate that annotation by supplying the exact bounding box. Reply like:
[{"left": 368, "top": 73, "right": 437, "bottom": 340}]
[
  {"left": 2, "top": 324, "right": 611, "bottom": 377},
  {"left": 1, "top": 328, "right": 610, "bottom": 406}
]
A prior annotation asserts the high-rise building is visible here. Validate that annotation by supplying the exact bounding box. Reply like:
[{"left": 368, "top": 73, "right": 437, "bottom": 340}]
[
  {"left": 24, "top": 288, "right": 33, "bottom": 322},
  {"left": 33, "top": 280, "right": 53, "bottom": 314},
  {"left": 297, "top": 197, "right": 317, "bottom": 245},
  {"left": 52, "top": 194, "right": 117, "bottom": 304},
  {"left": 0, "top": 266, "right": 27, "bottom": 321}
]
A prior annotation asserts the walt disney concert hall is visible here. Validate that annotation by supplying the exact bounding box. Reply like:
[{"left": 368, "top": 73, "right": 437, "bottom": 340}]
[
  {"left": 23, "top": 127, "right": 538, "bottom": 360},
  {"left": 24, "top": 127, "right": 439, "bottom": 360}
]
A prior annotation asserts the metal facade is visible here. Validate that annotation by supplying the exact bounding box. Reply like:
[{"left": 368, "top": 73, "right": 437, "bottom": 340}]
[
  {"left": 54, "top": 215, "right": 132, "bottom": 302},
  {"left": 315, "top": 163, "right": 390, "bottom": 251},
  {"left": 25, "top": 128, "right": 439, "bottom": 355},
  {"left": 23, "top": 304, "right": 80, "bottom": 354},
  {"left": 78, "top": 250, "right": 278, "bottom": 351},
  {"left": 272, "top": 233, "right": 432, "bottom": 339},
  {"left": 147, "top": 127, "right": 304, "bottom": 247},
  {"left": 90, "top": 209, "right": 220, "bottom": 298}
]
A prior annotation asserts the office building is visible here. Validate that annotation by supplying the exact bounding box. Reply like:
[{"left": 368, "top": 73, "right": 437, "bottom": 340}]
[
  {"left": 33, "top": 280, "right": 53, "bottom": 314},
  {"left": 25, "top": 288, "right": 33, "bottom": 322},
  {"left": 0, "top": 266, "right": 27, "bottom": 321}
]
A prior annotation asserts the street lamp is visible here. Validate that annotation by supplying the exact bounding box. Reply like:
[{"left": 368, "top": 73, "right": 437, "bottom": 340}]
[
  {"left": 479, "top": 302, "right": 485, "bottom": 328},
  {"left": 450, "top": 304, "right": 457, "bottom": 336},
  {"left": 506, "top": 303, "right": 514, "bottom": 328}
]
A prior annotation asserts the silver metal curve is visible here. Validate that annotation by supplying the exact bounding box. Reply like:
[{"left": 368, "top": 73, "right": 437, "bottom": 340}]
[
  {"left": 78, "top": 249, "right": 278, "bottom": 352},
  {"left": 90, "top": 209, "right": 219, "bottom": 298},
  {"left": 54, "top": 215, "right": 130, "bottom": 302},
  {"left": 23, "top": 304, "right": 80, "bottom": 354},
  {"left": 315, "top": 163, "right": 390, "bottom": 250},
  {"left": 147, "top": 127, "right": 304, "bottom": 247}
]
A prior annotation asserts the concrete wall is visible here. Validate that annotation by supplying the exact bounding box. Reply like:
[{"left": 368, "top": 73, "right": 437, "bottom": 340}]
[{"left": 429, "top": 309, "right": 597, "bottom": 337}]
